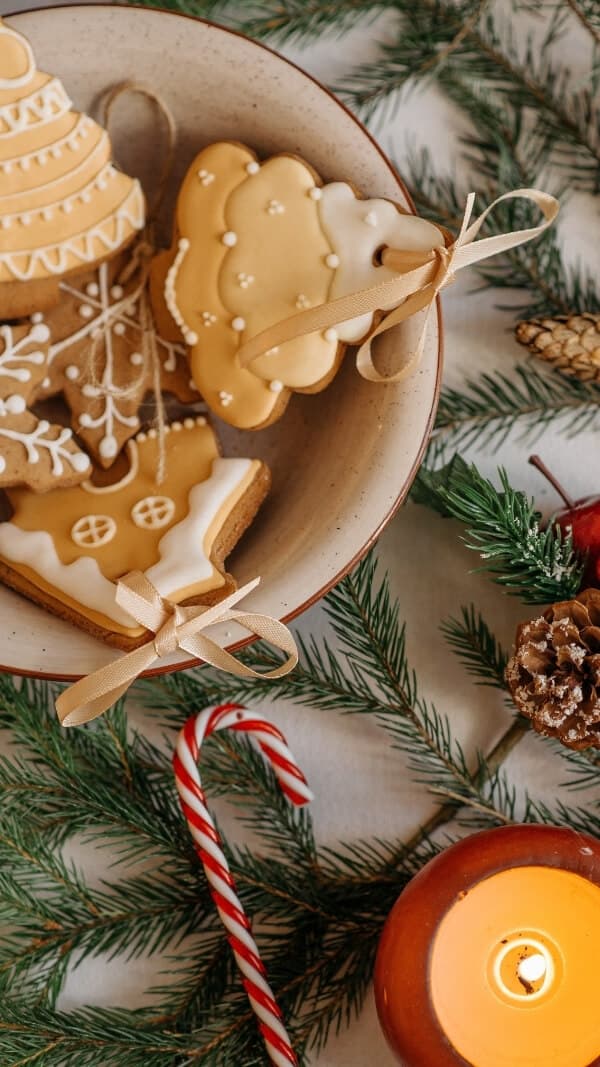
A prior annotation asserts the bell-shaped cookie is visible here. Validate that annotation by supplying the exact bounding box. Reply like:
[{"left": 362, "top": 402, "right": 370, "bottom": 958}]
[{"left": 0, "top": 18, "right": 145, "bottom": 317}]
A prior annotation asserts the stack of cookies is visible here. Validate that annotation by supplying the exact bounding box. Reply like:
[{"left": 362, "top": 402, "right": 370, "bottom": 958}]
[
  {"left": 0, "top": 18, "right": 446, "bottom": 650},
  {"left": 0, "top": 19, "right": 271, "bottom": 650}
]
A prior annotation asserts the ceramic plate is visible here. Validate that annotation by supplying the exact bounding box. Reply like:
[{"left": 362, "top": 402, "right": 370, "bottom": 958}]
[{"left": 2, "top": 5, "right": 442, "bottom": 679}]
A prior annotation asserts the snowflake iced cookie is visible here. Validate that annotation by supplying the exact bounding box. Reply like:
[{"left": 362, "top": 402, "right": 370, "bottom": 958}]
[
  {"left": 35, "top": 251, "right": 197, "bottom": 467},
  {"left": 0, "top": 417, "right": 270, "bottom": 648},
  {"left": 150, "top": 141, "right": 445, "bottom": 429},
  {"left": 0, "top": 19, "right": 145, "bottom": 318},
  {"left": 0, "top": 319, "right": 91, "bottom": 490}
]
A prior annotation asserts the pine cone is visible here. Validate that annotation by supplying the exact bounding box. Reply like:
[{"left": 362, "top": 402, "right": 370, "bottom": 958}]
[
  {"left": 515, "top": 313, "right": 600, "bottom": 382},
  {"left": 506, "top": 589, "right": 600, "bottom": 750}
]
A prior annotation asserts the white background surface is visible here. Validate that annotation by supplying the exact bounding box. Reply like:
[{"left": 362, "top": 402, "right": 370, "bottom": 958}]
[{"left": 2, "top": 3, "right": 598, "bottom": 1065}]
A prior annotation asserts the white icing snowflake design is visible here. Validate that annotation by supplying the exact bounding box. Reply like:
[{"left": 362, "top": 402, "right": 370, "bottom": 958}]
[
  {"left": 47, "top": 261, "right": 189, "bottom": 462},
  {"left": 0, "top": 322, "right": 49, "bottom": 383},
  {"left": 0, "top": 419, "right": 89, "bottom": 477},
  {"left": 0, "top": 321, "right": 90, "bottom": 484}
]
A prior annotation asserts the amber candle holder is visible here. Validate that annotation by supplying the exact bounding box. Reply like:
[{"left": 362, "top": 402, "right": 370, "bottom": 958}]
[{"left": 374, "top": 825, "right": 600, "bottom": 1067}]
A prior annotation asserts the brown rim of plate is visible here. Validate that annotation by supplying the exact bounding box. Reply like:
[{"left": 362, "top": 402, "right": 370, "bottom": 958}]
[{"left": 2, "top": 3, "right": 444, "bottom": 682}]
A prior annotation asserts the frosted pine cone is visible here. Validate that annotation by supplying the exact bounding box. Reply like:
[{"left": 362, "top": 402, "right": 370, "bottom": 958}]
[
  {"left": 506, "top": 589, "right": 600, "bottom": 750},
  {"left": 515, "top": 313, "right": 600, "bottom": 382}
]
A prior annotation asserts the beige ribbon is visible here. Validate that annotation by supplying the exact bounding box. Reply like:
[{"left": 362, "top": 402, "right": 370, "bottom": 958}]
[
  {"left": 237, "top": 188, "right": 559, "bottom": 382},
  {"left": 55, "top": 573, "right": 298, "bottom": 728}
]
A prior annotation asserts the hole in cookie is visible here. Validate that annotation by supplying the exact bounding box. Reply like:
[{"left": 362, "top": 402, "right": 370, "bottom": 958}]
[{"left": 372, "top": 244, "right": 387, "bottom": 267}]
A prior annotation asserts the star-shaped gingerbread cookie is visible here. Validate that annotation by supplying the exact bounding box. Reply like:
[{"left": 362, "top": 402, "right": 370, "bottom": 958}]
[
  {"left": 35, "top": 250, "right": 199, "bottom": 467},
  {"left": 0, "top": 319, "right": 91, "bottom": 490}
]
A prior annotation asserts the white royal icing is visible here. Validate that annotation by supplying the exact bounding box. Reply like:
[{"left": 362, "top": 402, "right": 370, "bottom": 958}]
[
  {"left": 57, "top": 262, "right": 142, "bottom": 458},
  {"left": 0, "top": 24, "right": 36, "bottom": 90},
  {"left": 0, "top": 130, "right": 109, "bottom": 208},
  {"left": 0, "top": 420, "right": 89, "bottom": 475},
  {"left": 165, "top": 238, "right": 198, "bottom": 345},
  {"left": 0, "top": 78, "right": 71, "bottom": 138},
  {"left": 81, "top": 439, "right": 140, "bottom": 494},
  {"left": 0, "top": 453, "right": 254, "bottom": 627},
  {"left": 0, "top": 115, "right": 90, "bottom": 174},
  {"left": 0, "top": 526, "right": 136, "bottom": 626},
  {"left": 0, "top": 394, "right": 26, "bottom": 416},
  {"left": 317, "top": 182, "right": 443, "bottom": 342},
  {"left": 131, "top": 495, "right": 176, "bottom": 530},
  {"left": 0, "top": 322, "right": 48, "bottom": 382},
  {"left": 0, "top": 181, "right": 145, "bottom": 282},
  {"left": 71, "top": 514, "right": 117, "bottom": 548},
  {"left": 145, "top": 458, "right": 253, "bottom": 593}
]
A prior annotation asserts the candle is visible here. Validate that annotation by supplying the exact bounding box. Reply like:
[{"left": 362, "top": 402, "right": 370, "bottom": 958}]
[{"left": 374, "top": 825, "right": 600, "bottom": 1067}]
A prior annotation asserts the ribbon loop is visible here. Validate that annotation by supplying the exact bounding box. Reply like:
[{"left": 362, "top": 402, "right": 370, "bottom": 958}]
[
  {"left": 236, "top": 187, "right": 559, "bottom": 384},
  {"left": 55, "top": 573, "right": 298, "bottom": 728}
]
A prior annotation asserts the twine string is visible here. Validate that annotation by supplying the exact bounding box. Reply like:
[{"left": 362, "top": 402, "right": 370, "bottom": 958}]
[{"left": 79, "top": 83, "right": 179, "bottom": 483}]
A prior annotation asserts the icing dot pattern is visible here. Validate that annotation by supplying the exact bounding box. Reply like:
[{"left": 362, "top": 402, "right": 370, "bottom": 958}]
[{"left": 40, "top": 255, "right": 195, "bottom": 471}]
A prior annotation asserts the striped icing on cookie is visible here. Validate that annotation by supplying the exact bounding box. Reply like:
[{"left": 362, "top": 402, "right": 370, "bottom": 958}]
[{"left": 0, "top": 19, "right": 145, "bottom": 289}]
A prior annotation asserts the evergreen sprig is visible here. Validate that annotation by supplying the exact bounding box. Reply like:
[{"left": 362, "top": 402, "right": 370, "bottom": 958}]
[
  {"left": 440, "top": 605, "right": 510, "bottom": 689},
  {"left": 2, "top": 2, "right": 599, "bottom": 1063},
  {"left": 411, "top": 455, "right": 585, "bottom": 602},
  {"left": 1, "top": 553, "right": 597, "bottom": 1063},
  {"left": 341, "top": 2, "right": 600, "bottom": 187},
  {"left": 434, "top": 364, "right": 600, "bottom": 451}
]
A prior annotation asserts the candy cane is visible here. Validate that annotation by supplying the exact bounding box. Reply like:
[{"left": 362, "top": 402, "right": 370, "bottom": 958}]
[{"left": 173, "top": 703, "right": 312, "bottom": 1067}]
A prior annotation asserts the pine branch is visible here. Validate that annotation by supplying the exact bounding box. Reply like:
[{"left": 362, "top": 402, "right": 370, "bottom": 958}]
[
  {"left": 433, "top": 364, "right": 600, "bottom": 451},
  {"left": 127, "top": 0, "right": 227, "bottom": 16},
  {"left": 564, "top": 0, "right": 600, "bottom": 45},
  {"left": 151, "top": 554, "right": 527, "bottom": 826},
  {"left": 405, "top": 128, "right": 599, "bottom": 319},
  {"left": 440, "top": 606, "right": 509, "bottom": 688},
  {"left": 411, "top": 454, "right": 585, "bottom": 602},
  {"left": 2, "top": 4, "right": 599, "bottom": 1062},
  {"left": 235, "top": 0, "right": 395, "bottom": 43},
  {"left": 341, "top": 1, "right": 600, "bottom": 190}
]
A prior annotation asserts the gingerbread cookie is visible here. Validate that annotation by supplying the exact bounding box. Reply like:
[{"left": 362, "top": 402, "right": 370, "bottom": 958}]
[
  {"left": 35, "top": 250, "right": 197, "bottom": 466},
  {"left": 0, "top": 416, "right": 270, "bottom": 648},
  {"left": 0, "top": 19, "right": 145, "bottom": 318},
  {"left": 150, "top": 141, "right": 445, "bottom": 429},
  {"left": 0, "top": 319, "right": 91, "bottom": 490}
]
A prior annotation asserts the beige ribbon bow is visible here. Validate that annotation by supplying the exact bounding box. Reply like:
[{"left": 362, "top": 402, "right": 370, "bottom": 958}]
[
  {"left": 55, "top": 573, "right": 298, "bottom": 728},
  {"left": 237, "top": 188, "right": 559, "bottom": 381}
]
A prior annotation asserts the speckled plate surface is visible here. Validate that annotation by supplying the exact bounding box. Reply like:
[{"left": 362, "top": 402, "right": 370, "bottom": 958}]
[{"left": 2, "top": 4, "right": 442, "bottom": 679}]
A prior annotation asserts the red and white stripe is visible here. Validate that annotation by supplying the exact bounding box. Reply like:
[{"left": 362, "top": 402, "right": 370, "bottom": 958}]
[{"left": 173, "top": 703, "right": 312, "bottom": 1067}]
